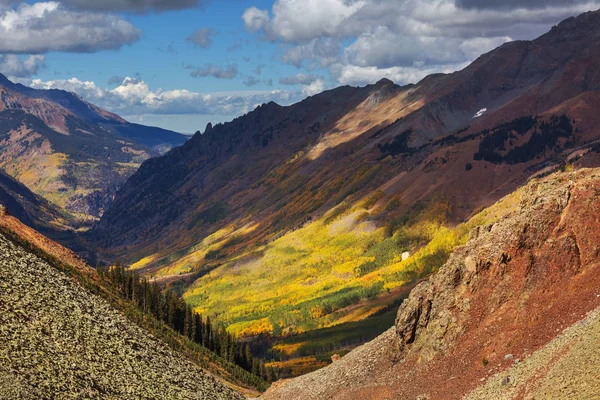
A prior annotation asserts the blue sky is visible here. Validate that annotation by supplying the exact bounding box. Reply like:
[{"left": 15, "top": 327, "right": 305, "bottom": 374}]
[
  {"left": 0, "top": 0, "right": 598, "bottom": 133},
  {"left": 42, "top": 0, "right": 287, "bottom": 92}
]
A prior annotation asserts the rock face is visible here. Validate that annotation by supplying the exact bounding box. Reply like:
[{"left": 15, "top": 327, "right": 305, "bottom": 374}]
[
  {"left": 0, "top": 232, "right": 242, "bottom": 399},
  {"left": 261, "top": 168, "right": 600, "bottom": 400}
]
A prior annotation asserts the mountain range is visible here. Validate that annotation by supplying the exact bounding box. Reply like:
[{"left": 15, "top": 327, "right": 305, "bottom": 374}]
[
  {"left": 87, "top": 8, "right": 600, "bottom": 343},
  {"left": 0, "top": 73, "right": 187, "bottom": 225}
]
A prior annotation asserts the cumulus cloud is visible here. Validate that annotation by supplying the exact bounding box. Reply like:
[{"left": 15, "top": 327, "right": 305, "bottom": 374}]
[
  {"left": 242, "top": 7, "right": 269, "bottom": 33},
  {"left": 186, "top": 28, "right": 216, "bottom": 48},
  {"left": 0, "top": 54, "right": 45, "bottom": 78},
  {"left": 187, "top": 64, "right": 238, "bottom": 79},
  {"left": 244, "top": 0, "right": 600, "bottom": 86},
  {"left": 0, "top": 2, "right": 141, "bottom": 54},
  {"left": 60, "top": 0, "right": 204, "bottom": 13},
  {"left": 26, "top": 76, "right": 301, "bottom": 119}
]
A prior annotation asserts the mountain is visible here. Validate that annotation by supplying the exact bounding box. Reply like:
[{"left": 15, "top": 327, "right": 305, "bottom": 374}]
[
  {"left": 0, "top": 74, "right": 186, "bottom": 151},
  {"left": 0, "top": 74, "right": 187, "bottom": 223},
  {"left": 262, "top": 167, "right": 600, "bottom": 400},
  {"left": 88, "top": 9, "right": 600, "bottom": 367}
]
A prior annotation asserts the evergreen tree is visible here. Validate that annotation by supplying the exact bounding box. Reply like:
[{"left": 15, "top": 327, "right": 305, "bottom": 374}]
[
  {"left": 245, "top": 343, "right": 253, "bottom": 371},
  {"left": 194, "top": 313, "right": 203, "bottom": 344}
]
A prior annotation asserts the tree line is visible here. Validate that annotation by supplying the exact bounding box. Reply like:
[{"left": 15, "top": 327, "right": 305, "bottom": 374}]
[{"left": 97, "top": 263, "right": 279, "bottom": 383}]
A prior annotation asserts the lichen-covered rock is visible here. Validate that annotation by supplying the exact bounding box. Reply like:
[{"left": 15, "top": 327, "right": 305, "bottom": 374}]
[{"left": 0, "top": 233, "right": 242, "bottom": 400}]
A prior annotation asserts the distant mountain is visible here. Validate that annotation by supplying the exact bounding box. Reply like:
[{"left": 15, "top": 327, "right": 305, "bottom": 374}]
[
  {"left": 0, "top": 74, "right": 186, "bottom": 151},
  {"left": 0, "top": 74, "right": 187, "bottom": 223},
  {"left": 88, "top": 9, "right": 600, "bottom": 356}
]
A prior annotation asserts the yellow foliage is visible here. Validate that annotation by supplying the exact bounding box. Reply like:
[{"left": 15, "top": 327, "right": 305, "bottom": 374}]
[
  {"left": 130, "top": 255, "right": 156, "bottom": 270},
  {"left": 176, "top": 184, "right": 524, "bottom": 337}
]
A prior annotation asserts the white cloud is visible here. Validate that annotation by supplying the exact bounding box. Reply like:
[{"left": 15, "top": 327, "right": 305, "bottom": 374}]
[
  {"left": 301, "top": 78, "right": 327, "bottom": 96},
  {"left": 0, "top": 2, "right": 141, "bottom": 54},
  {"left": 242, "top": 6, "right": 269, "bottom": 33},
  {"left": 0, "top": 54, "right": 45, "bottom": 77},
  {"left": 263, "top": 0, "right": 366, "bottom": 42},
  {"left": 26, "top": 76, "right": 302, "bottom": 119},
  {"left": 244, "top": 0, "right": 600, "bottom": 86}
]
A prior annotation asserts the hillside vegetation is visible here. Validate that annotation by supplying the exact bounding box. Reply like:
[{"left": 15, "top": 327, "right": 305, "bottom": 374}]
[{"left": 183, "top": 190, "right": 520, "bottom": 338}]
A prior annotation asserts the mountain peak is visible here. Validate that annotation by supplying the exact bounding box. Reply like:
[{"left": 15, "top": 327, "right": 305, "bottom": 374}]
[
  {"left": 375, "top": 78, "right": 394, "bottom": 86},
  {"left": 544, "top": 8, "right": 600, "bottom": 40},
  {"left": 0, "top": 73, "right": 11, "bottom": 86}
]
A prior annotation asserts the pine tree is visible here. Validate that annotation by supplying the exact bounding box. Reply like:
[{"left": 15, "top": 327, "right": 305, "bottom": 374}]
[
  {"left": 183, "top": 305, "right": 195, "bottom": 340},
  {"left": 166, "top": 291, "right": 176, "bottom": 329},
  {"left": 204, "top": 316, "right": 212, "bottom": 350},
  {"left": 245, "top": 344, "right": 253, "bottom": 371},
  {"left": 194, "top": 313, "right": 203, "bottom": 345}
]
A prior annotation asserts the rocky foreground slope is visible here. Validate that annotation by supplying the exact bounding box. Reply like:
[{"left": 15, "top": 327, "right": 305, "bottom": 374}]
[
  {"left": 0, "top": 230, "right": 241, "bottom": 399},
  {"left": 263, "top": 168, "right": 600, "bottom": 400}
]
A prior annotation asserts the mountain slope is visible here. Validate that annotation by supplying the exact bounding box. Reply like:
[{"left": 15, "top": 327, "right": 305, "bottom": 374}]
[
  {"left": 0, "top": 169, "right": 72, "bottom": 232},
  {"left": 0, "top": 74, "right": 187, "bottom": 223},
  {"left": 262, "top": 167, "right": 600, "bottom": 399},
  {"left": 90, "top": 8, "right": 600, "bottom": 354},
  {"left": 0, "top": 74, "right": 186, "bottom": 151},
  {"left": 0, "top": 217, "right": 243, "bottom": 399}
]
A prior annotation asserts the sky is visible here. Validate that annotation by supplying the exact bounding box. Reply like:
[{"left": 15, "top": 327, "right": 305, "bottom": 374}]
[{"left": 0, "top": 0, "right": 598, "bottom": 133}]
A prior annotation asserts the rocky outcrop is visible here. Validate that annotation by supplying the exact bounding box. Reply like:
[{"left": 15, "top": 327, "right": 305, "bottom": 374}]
[
  {"left": 262, "top": 168, "right": 600, "bottom": 400},
  {"left": 0, "top": 231, "right": 242, "bottom": 399},
  {"left": 393, "top": 169, "right": 582, "bottom": 363}
]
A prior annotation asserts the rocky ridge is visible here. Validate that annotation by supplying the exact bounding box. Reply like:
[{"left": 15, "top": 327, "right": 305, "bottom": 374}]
[{"left": 0, "top": 231, "right": 242, "bottom": 399}]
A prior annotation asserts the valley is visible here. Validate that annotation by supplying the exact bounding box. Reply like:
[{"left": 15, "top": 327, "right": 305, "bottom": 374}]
[
  {"left": 0, "top": 75, "right": 187, "bottom": 226},
  {"left": 83, "top": 8, "right": 600, "bottom": 376},
  {"left": 1, "top": 4, "right": 600, "bottom": 399}
]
